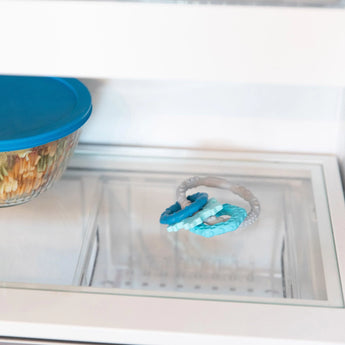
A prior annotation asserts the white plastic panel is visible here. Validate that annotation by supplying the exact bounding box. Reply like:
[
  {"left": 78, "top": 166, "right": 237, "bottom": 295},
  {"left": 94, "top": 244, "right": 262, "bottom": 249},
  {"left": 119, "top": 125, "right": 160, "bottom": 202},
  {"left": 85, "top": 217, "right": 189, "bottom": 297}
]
[
  {"left": 80, "top": 79, "right": 344, "bottom": 155},
  {"left": 29, "top": 0, "right": 345, "bottom": 7},
  {"left": 0, "top": 1, "right": 345, "bottom": 85},
  {"left": 141, "top": 0, "right": 345, "bottom": 6}
]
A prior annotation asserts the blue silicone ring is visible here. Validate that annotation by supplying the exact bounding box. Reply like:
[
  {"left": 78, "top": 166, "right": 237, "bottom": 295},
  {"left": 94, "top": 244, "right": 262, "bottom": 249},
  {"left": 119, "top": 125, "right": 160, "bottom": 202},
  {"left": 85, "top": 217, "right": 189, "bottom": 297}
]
[
  {"left": 189, "top": 203, "right": 247, "bottom": 238},
  {"left": 167, "top": 198, "right": 223, "bottom": 232},
  {"left": 160, "top": 192, "right": 208, "bottom": 225}
]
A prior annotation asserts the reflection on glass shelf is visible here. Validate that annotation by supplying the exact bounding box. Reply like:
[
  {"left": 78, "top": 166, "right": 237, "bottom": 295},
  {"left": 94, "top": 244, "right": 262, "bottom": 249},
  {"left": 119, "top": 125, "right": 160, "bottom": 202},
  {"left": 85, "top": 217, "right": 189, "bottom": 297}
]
[
  {"left": 84, "top": 172, "right": 330, "bottom": 305},
  {"left": 0, "top": 175, "right": 99, "bottom": 285},
  {"left": 0, "top": 145, "right": 343, "bottom": 308}
]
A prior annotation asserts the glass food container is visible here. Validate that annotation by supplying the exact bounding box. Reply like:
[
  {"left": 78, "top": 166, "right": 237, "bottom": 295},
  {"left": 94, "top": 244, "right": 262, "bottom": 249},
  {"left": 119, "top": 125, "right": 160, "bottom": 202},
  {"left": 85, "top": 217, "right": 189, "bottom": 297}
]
[{"left": 0, "top": 76, "right": 92, "bottom": 207}]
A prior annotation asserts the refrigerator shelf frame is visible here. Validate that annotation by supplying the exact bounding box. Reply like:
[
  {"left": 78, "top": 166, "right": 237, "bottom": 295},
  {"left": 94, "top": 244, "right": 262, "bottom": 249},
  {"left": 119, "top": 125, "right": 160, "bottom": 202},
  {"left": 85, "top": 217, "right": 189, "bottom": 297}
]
[{"left": 0, "top": 145, "right": 344, "bottom": 344}]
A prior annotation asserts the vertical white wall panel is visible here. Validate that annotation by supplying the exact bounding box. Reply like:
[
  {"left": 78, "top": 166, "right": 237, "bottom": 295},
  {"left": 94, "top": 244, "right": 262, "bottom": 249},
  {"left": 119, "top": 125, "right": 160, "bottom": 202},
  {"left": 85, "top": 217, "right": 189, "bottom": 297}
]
[{"left": 80, "top": 79, "right": 343, "bottom": 154}]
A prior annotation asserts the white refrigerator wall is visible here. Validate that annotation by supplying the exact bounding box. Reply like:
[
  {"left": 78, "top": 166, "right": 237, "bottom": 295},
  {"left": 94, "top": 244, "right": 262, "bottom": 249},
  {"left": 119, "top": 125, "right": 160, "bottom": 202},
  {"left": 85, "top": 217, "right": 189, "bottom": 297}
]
[
  {"left": 1, "top": 1, "right": 345, "bottom": 177},
  {"left": 80, "top": 79, "right": 345, "bottom": 179}
]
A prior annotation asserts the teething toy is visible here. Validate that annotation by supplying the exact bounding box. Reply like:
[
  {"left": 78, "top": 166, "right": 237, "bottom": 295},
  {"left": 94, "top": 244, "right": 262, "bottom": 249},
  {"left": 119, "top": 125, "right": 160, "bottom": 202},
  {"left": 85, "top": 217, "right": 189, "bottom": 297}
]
[{"left": 160, "top": 176, "right": 260, "bottom": 237}]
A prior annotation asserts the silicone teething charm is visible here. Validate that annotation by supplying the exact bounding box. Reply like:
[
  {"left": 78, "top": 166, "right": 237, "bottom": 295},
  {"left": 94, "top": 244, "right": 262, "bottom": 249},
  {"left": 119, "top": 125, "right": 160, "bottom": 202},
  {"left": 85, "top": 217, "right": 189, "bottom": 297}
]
[
  {"left": 189, "top": 203, "right": 247, "bottom": 238},
  {"left": 167, "top": 198, "right": 223, "bottom": 232},
  {"left": 159, "top": 192, "right": 208, "bottom": 225},
  {"left": 160, "top": 175, "right": 260, "bottom": 238}
]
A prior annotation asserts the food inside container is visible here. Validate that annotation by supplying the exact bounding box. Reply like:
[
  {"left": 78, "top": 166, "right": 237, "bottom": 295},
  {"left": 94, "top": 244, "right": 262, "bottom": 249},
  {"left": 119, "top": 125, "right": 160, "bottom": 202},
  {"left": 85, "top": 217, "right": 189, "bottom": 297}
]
[
  {"left": 0, "top": 132, "right": 79, "bottom": 204},
  {"left": 0, "top": 76, "right": 92, "bottom": 207}
]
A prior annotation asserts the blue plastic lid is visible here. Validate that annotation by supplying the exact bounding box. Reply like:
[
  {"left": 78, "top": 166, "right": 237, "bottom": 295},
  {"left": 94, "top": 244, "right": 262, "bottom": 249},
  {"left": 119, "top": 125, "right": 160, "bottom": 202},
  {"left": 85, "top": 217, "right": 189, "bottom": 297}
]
[{"left": 0, "top": 76, "right": 92, "bottom": 152}]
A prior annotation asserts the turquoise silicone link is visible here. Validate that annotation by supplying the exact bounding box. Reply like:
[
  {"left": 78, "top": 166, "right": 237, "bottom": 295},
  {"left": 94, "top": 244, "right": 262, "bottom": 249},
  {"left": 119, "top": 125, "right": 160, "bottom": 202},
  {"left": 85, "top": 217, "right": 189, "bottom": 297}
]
[
  {"left": 189, "top": 204, "right": 247, "bottom": 238},
  {"left": 167, "top": 198, "right": 223, "bottom": 232},
  {"left": 160, "top": 192, "right": 208, "bottom": 225}
]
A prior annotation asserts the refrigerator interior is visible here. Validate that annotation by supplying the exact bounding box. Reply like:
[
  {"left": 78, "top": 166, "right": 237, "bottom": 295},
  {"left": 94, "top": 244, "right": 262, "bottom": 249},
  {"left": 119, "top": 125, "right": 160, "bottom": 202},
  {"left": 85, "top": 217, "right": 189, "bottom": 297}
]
[
  {"left": 1, "top": 2, "right": 345, "bottom": 344},
  {"left": 0, "top": 78, "right": 344, "bottom": 309}
]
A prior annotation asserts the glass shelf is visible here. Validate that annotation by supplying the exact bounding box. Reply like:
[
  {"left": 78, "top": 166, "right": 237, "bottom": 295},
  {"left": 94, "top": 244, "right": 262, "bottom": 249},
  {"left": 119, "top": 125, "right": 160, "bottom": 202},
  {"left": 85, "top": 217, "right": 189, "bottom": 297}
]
[
  {"left": 0, "top": 174, "right": 99, "bottom": 286},
  {"left": 0, "top": 145, "right": 343, "bottom": 308}
]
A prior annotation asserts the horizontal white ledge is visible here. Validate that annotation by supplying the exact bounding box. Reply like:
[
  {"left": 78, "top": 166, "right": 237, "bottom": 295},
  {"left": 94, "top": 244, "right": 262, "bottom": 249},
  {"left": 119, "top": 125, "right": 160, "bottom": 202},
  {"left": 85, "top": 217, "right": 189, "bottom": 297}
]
[
  {"left": 0, "top": 1, "right": 345, "bottom": 85},
  {"left": 0, "top": 287, "right": 345, "bottom": 344}
]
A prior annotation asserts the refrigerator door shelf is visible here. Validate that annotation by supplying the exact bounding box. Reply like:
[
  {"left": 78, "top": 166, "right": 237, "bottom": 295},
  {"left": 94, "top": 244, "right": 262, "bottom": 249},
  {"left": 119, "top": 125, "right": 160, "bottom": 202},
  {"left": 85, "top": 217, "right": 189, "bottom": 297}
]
[{"left": 0, "top": 145, "right": 342, "bottom": 310}]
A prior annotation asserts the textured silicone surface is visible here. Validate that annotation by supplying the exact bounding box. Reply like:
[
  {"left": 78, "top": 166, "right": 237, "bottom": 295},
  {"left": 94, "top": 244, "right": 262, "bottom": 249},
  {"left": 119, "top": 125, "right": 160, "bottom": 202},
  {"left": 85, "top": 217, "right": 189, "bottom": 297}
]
[
  {"left": 167, "top": 198, "right": 223, "bottom": 232},
  {"left": 159, "top": 192, "right": 208, "bottom": 225},
  {"left": 189, "top": 203, "right": 247, "bottom": 238}
]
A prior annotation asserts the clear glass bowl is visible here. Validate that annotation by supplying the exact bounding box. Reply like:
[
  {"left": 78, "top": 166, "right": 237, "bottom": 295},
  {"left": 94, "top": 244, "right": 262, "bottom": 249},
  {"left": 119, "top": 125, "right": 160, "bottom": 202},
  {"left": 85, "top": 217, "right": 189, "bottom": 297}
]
[{"left": 0, "top": 130, "right": 80, "bottom": 207}]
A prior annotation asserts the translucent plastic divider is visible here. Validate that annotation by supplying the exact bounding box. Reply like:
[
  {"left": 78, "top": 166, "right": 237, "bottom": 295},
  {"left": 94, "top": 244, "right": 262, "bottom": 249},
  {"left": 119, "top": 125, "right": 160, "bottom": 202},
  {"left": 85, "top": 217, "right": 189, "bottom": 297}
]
[
  {"left": 0, "top": 173, "right": 100, "bottom": 286},
  {"left": 71, "top": 146, "right": 343, "bottom": 307}
]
